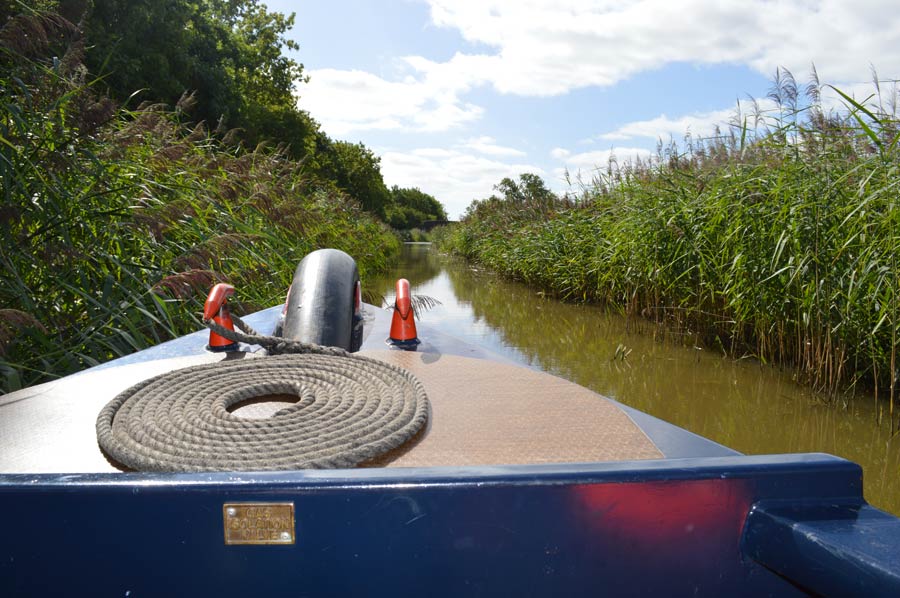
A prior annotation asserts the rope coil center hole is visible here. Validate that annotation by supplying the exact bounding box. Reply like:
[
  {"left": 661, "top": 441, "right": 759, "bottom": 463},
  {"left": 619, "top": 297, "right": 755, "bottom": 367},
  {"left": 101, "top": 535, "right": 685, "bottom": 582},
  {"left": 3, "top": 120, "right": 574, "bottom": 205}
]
[{"left": 227, "top": 393, "right": 302, "bottom": 420}]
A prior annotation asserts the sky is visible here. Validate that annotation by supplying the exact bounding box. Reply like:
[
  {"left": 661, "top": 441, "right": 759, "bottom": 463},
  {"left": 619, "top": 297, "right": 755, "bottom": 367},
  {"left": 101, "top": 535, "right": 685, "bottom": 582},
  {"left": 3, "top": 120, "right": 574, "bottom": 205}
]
[{"left": 264, "top": 0, "right": 900, "bottom": 218}]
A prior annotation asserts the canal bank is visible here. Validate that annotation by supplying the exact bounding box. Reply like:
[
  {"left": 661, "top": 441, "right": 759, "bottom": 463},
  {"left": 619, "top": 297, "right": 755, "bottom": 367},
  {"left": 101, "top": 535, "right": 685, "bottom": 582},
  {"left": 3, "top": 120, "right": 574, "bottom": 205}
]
[{"left": 371, "top": 243, "right": 900, "bottom": 515}]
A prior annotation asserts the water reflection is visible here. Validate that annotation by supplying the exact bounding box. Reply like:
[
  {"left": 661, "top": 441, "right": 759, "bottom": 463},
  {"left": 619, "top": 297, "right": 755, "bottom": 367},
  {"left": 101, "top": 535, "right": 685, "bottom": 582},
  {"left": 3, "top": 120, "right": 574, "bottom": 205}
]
[{"left": 371, "top": 244, "right": 900, "bottom": 514}]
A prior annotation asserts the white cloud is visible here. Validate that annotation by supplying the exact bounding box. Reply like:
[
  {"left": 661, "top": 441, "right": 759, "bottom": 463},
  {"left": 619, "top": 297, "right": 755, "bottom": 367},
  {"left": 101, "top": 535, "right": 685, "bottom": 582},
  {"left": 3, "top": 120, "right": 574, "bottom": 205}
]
[
  {"left": 552, "top": 147, "right": 653, "bottom": 170},
  {"left": 411, "top": 148, "right": 458, "bottom": 159},
  {"left": 593, "top": 78, "right": 900, "bottom": 145},
  {"left": 426, "top": 0, "right": 900, "bottom": 96},
  {"left": 299, "top": 1, "right": 900, "bottom": 136},
  {"left": 460, "top": 136, "right": 527, "bottom": 157},
  {"left": 380, "top": 148, "right": 546, "bottom": 218},
  {"left": 297, "top": 67, "right": 483, "bottom": 136},
  {"left": 549, "top": 146, "right": 654, "bottom": 187},
  {"left": 818, "top": 79, "right": 899, "bottom": 114},
  {"left": 596, "top": 99, "right": 779, "bottom": 142}
]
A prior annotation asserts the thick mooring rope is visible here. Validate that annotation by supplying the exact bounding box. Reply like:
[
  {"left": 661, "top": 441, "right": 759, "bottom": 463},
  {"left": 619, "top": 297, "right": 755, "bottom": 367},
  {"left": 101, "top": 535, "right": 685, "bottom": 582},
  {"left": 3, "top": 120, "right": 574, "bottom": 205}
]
[{"left": 96, "top": 317, "right": 429, "bottom": 472}]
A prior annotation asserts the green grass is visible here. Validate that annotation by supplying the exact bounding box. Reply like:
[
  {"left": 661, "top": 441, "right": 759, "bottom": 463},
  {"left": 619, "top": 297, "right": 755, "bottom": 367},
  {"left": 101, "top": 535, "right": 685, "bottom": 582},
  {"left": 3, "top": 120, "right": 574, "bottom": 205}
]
[
  {"left": 439, "top": 71, "right": 900, "bottom": 415},
  {"left": 0, "top": 15, "right": 399, "bottom": 393}
]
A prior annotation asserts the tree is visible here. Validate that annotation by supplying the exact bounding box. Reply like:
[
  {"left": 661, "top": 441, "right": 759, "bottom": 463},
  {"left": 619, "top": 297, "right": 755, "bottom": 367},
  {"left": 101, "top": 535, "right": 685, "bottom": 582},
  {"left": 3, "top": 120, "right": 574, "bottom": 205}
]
[
  {"left": 39, "top": 0, "right": 396, "bottom": 222},
  {"left": 84, "top": 1, "right": 213, "bottom": 111},
  {"left": 494, "top": 173, "right": 556, "bottom": 205},
  {"left": 81, "top": 0, "right": 315, "bottom": 155},
  {"left": 462, "top": 173, "right": 563, "bottom": 226},
  {"left": 386, "top": 186, "right": 447, "bottom": 229},
  {"left": 315, "top": 139, "right": 392, "bottom": 219}
]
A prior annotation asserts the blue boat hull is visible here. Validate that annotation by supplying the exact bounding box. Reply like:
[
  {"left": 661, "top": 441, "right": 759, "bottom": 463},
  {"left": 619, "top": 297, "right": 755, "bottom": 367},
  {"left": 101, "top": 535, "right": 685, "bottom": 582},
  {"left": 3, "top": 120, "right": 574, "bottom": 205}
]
[{"left": 4, "top": 454, "right": 897, "bottom": 596}]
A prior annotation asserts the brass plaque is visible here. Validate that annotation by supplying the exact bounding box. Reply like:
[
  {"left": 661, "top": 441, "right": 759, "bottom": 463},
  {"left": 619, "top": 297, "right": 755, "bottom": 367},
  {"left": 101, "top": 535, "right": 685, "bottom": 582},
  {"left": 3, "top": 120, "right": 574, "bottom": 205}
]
[{"left": 223, "top": 503, "right": 295, "bottom": 545}]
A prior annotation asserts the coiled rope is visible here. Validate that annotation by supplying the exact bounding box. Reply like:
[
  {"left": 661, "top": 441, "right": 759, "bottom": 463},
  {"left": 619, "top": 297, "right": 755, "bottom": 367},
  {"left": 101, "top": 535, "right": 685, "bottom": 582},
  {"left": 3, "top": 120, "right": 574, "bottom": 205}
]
[{"left": 96, "top": 315, "right": 429, "bottom": 472}]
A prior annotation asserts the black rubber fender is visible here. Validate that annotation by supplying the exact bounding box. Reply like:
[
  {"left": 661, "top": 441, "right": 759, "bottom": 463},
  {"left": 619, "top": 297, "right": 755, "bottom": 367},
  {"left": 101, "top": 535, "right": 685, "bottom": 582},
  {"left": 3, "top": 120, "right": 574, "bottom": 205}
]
[{"left": 281, "top": 249, "right": 363, "bottom": 351}]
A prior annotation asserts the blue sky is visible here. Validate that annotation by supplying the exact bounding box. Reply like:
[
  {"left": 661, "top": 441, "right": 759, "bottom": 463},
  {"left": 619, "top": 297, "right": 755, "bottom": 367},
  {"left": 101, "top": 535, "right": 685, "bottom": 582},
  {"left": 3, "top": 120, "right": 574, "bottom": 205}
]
[{"left": 266, "top": 0, "right": 900, "bottom": 218}]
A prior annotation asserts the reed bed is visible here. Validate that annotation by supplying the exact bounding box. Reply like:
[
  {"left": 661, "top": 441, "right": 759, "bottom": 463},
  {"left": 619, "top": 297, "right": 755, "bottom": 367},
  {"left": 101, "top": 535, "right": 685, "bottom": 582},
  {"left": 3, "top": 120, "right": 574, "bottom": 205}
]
[
  {"left": 0, "top": 17, "right": 399, "bottom": 393},
  {"left": 440, "top": 71, "right": 900, "bottom": 416}
]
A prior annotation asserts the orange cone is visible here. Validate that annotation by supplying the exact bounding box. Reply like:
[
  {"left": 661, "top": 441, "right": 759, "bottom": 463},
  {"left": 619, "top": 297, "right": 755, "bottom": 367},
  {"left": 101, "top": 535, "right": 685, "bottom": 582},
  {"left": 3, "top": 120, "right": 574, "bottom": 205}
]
[
  {"left": 203, "top": 283, "right": 239, "bottom": 352},
  {"left": 388, "top": 278, "right": 420, "bottom": 349}
]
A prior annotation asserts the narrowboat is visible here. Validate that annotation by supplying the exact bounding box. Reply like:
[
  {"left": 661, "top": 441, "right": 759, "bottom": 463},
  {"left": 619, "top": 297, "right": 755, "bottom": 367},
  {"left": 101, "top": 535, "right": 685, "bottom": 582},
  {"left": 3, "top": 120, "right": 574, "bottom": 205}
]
[{"left": 1, "top": 249, "right": 899, "bottom": 596}]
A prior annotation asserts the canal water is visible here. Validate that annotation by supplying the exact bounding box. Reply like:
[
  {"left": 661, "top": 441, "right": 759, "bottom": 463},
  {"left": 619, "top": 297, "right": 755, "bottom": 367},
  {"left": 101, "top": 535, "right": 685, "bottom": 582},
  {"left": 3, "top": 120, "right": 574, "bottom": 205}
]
[{"left": 370, "top": 243, "right": 900, "bottom": 515}]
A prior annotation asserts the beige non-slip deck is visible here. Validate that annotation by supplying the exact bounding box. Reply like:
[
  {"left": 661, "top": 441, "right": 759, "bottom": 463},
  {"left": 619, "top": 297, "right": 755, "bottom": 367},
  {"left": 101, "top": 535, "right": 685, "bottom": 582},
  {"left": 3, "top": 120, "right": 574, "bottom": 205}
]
[
  {"left": 359, "top": 350, "right": 662, "bottom": 467},
  {"left": 0, "top": 350, "right": 661, "bottom": 474}
]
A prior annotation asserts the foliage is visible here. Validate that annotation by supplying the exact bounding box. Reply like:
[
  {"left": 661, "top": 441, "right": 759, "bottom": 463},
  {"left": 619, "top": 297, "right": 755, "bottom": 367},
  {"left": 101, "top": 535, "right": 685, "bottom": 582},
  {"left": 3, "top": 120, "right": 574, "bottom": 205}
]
[
  {"left": 313, "top": 139, "right": 393, "bottom": 219},
  {"left": 385, "top": 186, "right": 448, "bottom": 230},
  {"left": 427, "top": 223, "right": 456, "bottom": 247},
  {"left": 25, "top": 0, "right": 406, "bottom": 221},
  {"left": 0, "top": 11, "right": 399, "bottom": 393},
  {"left": 439, "top": 73, "right": 900, "bottom": 409},
  {"left": 79, "top": 0, "right": 317, "bottom": 154}
]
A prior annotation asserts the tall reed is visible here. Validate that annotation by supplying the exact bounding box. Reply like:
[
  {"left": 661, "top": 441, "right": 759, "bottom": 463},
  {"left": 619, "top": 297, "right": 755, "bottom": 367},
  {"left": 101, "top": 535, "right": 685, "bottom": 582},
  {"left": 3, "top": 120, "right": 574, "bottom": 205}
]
[{"left": 440, "top": 70, "right": 900, "bottom": 414}]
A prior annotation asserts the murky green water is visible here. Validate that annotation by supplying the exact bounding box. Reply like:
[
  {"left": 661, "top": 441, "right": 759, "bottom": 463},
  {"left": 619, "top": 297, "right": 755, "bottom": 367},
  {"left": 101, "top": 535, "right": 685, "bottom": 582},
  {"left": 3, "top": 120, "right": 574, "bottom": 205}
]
[{"left": 371, "top": 243, "right": 900, "bottom": 515}]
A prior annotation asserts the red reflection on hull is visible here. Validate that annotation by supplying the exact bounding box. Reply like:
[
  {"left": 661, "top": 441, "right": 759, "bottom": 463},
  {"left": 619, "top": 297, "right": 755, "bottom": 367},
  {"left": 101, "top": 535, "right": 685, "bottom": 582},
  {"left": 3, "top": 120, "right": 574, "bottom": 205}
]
[{"left": 569, "top": 478, "right": 754, "bottom": 587}]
